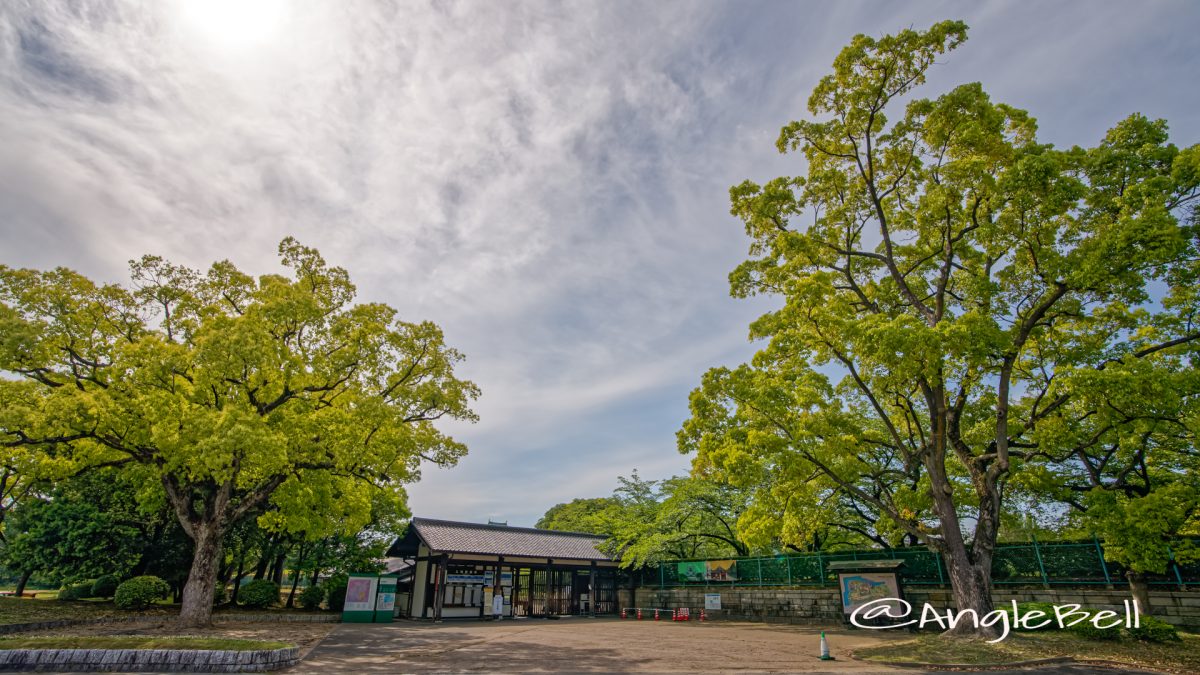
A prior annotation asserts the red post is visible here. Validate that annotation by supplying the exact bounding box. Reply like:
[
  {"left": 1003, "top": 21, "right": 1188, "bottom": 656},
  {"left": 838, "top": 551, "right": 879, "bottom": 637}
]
[
  {"left": 637, "top": 608, "right": 642, "bottom": 620},
  {"left": 621, "top": 608, "right": 627, "bottom": 619},
  {"left": 654, "top": 609, "right": 660, "bottom": 621}
]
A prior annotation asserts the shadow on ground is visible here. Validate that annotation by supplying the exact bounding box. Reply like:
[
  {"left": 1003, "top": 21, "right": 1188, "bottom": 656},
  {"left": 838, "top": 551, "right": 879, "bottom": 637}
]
[{"left": 290, "top": 622, "right": 650, "bottom": 673}]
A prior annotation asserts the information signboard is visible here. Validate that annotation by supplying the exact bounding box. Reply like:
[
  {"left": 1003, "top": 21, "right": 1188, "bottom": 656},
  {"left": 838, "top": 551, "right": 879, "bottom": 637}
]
[{"left": 342, "top": 573, "right": 379, "bottom": 623}]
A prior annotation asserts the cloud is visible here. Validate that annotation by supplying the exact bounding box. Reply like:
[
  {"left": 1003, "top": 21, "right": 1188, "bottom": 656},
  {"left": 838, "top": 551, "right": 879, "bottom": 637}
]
[{"left": 2, "top": 0, "right": 1198, "bottom": 527}]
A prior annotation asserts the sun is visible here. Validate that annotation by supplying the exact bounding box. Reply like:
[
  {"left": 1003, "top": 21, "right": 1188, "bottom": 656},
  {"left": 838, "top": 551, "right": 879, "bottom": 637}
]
[{"left": 177, "top": 0, "right": 286, "bottom": 48}]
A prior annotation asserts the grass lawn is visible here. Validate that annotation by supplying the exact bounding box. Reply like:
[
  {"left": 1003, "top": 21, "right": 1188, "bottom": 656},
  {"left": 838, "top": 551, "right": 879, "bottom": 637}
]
[
  {"left": 0, "top": 596, "right": 174, "bottom": 626},
  {"left": 853, "top": 630, "right": 1200, "bottom": 673},
  {"left": 0, "top": 636, "right": 290, "bottom": 651}
]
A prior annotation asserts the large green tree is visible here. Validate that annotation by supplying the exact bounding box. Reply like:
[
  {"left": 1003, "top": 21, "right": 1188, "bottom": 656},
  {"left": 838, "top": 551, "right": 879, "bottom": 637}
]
[
  {"left": 0, "top": 239, "right": 478, "bottom": 625},
  {"left": 679, "top": 21, "right": 1199, "bottom": 636}
]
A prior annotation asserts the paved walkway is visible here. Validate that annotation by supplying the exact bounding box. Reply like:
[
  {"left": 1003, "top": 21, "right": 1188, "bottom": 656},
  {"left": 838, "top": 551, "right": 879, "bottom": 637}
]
[{"left": 284, "top": 618, "right": 1152, "bottom": 673}]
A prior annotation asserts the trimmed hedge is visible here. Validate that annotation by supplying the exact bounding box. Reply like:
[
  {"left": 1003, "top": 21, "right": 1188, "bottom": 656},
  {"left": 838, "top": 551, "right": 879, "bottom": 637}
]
[
  {"left": 1127, "top": 616, "right": 1180, "bottom": 643},
  {"left": 298, "top": 584, "right": 325, "bottom": 611},
  {"left": 90, "top": 575, "right": 120, "bottom": 599},
  {"left": 1009, "top": 602, "right": 1060, "bottom": 631},
  {"left": 114, "top": 575, "right": 170, "bottom": 610},
  {"left": 238, "top": 580, "right": 280, "bottom": 609},
  {"left": 57, "top": 583, "right": 94, "bottom": 601},
  {"left": 324, "top": 575, "right": 348, "bottom": 613}
]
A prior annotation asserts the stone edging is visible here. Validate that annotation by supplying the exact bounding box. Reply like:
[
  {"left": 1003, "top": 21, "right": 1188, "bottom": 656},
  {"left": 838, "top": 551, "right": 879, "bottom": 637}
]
[
  {"left": 0, "top": 613, "right": 339, "bottom": 636},
  {"left": 0, "top": 614, "right": 337, "bottom": 672},
  {"left": 0, "top": 645, "right": 300, "bottom": 672}
]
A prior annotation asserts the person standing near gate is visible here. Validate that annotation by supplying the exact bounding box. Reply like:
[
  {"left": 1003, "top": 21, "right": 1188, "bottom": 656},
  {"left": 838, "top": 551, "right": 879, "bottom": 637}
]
[{"left": 492, "top": 587, "right": 504, "bottom": 620}]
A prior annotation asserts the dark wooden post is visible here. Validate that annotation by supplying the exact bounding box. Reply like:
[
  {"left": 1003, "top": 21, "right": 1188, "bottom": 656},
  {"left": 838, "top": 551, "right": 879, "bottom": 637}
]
[
  {"left": 433, "top": 556, "right": 448, "bottom": 622},
  {"left": 589, "top": 562, "right": 597, "bottom": 618}
]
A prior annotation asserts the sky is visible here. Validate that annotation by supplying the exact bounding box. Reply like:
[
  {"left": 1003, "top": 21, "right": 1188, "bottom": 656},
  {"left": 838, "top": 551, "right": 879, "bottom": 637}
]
[{"left": 1, "top": 1, "right": 1198, "bottom": 528}]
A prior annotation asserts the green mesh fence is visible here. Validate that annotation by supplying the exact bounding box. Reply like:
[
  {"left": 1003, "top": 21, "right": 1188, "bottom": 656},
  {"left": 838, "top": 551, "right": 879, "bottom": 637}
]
[{"left": 643, "top": 539, "right": 1199, "bottom": 589}]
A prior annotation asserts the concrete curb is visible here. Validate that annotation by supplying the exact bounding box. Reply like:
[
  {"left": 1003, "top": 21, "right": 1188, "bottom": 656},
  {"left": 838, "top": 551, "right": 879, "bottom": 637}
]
[
  {"left": 0, "top": 645, "right": 300, "bottom": 672},
  {"left": 846, "top": 649, "right": 1176, "bottom": 673}
]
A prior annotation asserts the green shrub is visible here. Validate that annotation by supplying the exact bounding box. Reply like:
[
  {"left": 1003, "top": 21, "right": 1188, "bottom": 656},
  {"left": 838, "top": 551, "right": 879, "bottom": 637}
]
[
  {"left": 299, "top": 584, "right": 325, "bottom": 611},
  {"left": 90, "top": 575, "right": 120, "bottom": 599},
  {"left": 213, "top": 583, "right": 228, "bottom": 606},
  {"left": 114, "top": 576, "right": 170, "bottom": 610},
  {"left": 324, "top": 574, "right": 348, "bottom": 612},
  {"left": 239, "top": 580, "right": 280, "bottom": 609},
  {"left": 58, "top": 583, "right": 94, "bottom": 601},
  {"left": 1068, "top": 620, "right": 1122, "bottom": 641},
  {"left": 1126, "top": 616, "right": 1180, "bottom": 643},
  {"left": 1009, "top": 602, "right": 1060, "bottom": 631}
]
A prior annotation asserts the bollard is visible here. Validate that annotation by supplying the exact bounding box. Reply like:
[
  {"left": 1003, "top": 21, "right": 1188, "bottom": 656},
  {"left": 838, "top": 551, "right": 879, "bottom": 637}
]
[
  {"left": 700, "top": 609, "right": 706, "bottom": 622},
  {"left": 819, "top": 631, "right": 833, "bottom": 661},
  {"left": 654, "top": 609, "right": 660, "bottom": 621},
  {"left": 621, "top": 608, "right": 627, "bottom": 619},
  {"left": 637, "top": 608, "right": 642, "bottom": 620}
]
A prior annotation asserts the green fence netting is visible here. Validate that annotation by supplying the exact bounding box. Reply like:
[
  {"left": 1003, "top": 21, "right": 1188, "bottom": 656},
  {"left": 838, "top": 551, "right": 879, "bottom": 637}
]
[{"left": 638, "top": 538, "right": 1198, "bottom": 589}]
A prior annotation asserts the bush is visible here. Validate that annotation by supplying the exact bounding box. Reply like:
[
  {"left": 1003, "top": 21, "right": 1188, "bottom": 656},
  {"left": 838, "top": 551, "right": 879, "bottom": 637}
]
[
  {"left": 1068, "top": 620, "right": 1122, "bottom": 641},
  {"left": 58, "top": 583, "right": 94, "bottom": 601},
  {"left": 114, "top": 575, "right": 170, "bottom": 610},
  {"left": 324, "top": 574, "right": 348, "bottom": 612},
  {"left": 90, "top": 575, "right": 120, "bottom": 599},
  {"left": 1009, "top": 602, "right": 1060, "bottom": 631},
  {"left": 1126, "top": 616, "right": 1180, "bottom": 643},
  {"left": 213, "top": 583, "right": 228, "bottom": 606},
  {"left": 299, "top": 584, "right": 325, "bottom": 611},
  {"left": 238, "top": 579, "right": 280, "bottom": 609}
]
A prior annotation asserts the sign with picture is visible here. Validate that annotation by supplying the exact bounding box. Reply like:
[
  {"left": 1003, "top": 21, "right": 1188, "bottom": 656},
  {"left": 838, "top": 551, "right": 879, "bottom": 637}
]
[
  {"left": 838, "top": 572, "right": 901, "bottom": 615},
  {"left": 677, "top": 560, "right": 739, "bottom": 583},
  {"left": 344, "top": 575, "right": 379, "bottom": 613}
]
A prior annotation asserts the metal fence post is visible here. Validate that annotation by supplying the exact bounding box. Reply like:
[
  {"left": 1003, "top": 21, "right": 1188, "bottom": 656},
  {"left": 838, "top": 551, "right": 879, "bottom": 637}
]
[
  {"left": 756, "top": 558, "right": 763, "bottom": 586},
  {"left": 786, "top": 556, "right": 792, "bottom": 586},
  {"left": 1167, "top": 545, "right": 1186, "bottom": 590},
  {"left": 1032, "top": 534, "right": 1050, "bottom": 588},
  {"left": 817, "top": 552, "right": 825, "bottom": 586},
  {"left": 934, "top": 551, "right": 945, "bottom": 586},
  {"left": 1093, "top": 535, "right": 1112, "bottom": 587},
  {"left": 659, "top": 563, "right": 664, "bottom": 589}
]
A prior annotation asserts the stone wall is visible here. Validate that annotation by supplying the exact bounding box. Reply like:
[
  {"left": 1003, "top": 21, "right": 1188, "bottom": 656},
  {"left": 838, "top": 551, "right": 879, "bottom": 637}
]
[{"left": 632, "top": 585, "right": 1200, "bottom": 628}]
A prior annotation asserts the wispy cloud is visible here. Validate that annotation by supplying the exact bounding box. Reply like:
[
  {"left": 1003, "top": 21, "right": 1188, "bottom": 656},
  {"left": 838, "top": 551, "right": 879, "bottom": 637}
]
[{"left": 2, "top": 0, "right": 1198, "bottom": 526}]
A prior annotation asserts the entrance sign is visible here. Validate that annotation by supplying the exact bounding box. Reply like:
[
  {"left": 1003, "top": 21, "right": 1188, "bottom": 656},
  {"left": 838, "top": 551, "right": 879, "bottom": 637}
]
[
  {"left": 342, "top": 573, "right": 379, "bottom": 623},
  {"left": 704, "top": 593, "right": 721, "bottom": 610}
]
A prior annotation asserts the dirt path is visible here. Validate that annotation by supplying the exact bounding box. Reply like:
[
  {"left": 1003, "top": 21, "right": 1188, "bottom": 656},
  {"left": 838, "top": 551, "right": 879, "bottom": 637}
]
[{"left": 287, "top": 618, "right": 914, "bottom": 672}]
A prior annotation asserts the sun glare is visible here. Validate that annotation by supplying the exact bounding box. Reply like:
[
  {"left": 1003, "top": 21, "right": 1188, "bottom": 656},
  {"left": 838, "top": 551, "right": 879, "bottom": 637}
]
[{"left": 178, "top": 0, "right": 286, "bottom": 48}]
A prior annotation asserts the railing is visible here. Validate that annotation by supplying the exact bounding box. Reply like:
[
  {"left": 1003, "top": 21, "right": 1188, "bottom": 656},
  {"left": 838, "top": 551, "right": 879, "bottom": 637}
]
[{"left": 638, "top": 538, "right": 1200, "bottom": 589}]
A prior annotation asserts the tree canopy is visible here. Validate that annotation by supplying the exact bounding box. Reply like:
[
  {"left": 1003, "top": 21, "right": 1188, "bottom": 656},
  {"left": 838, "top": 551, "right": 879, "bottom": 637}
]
[
  {"left": 679, "top": 20, "right": 1199, "bottom": 634},
  {"left": 0, "top": 239, "right": 478, "bottom": 624}
]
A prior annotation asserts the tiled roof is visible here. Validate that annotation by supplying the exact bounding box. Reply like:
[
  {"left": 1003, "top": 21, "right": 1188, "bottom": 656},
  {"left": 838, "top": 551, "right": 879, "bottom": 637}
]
[{"left": 389, "top": 517, "right": 615, "bottom": 561}]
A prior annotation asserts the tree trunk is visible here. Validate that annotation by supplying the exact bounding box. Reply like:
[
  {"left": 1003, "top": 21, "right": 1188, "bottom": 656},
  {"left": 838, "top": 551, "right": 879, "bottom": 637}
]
[
  {"left": 231, "top": 550, "right": 247, "bottom": 605},
  {"left": 14, "top": 570, "right": 32, "bottom": 597},
  {"left": 178, "top": 521, "right": 224, "bottom": 628},
  {"left": 942, "top": 548, "right": 998, "bottom": 637},
  {"left": 286, "top": 544, "right": 307, "bottom": 608},
  {"left": 1127, "top": 571, "right": 1153, "bottom": 615},
  {"left": 270, "top": 548, "right": 288, "bottom": 586},
  {"left": 925, "top": 440, "right": 1002, "bottom": 638}
]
